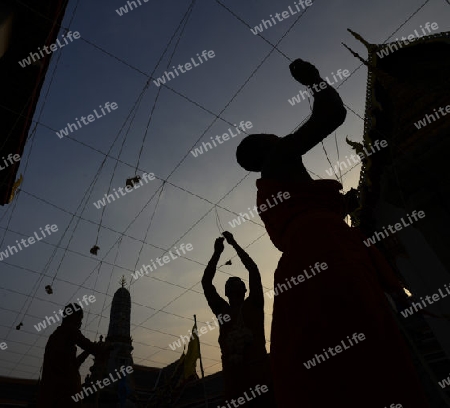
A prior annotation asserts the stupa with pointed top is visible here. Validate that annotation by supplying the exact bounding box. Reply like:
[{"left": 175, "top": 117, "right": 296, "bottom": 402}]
[
  {"left": 105, "top": 277, "right": 134, "bottom": 377},
  {"left": 86, "top": 277, "right": 135, "bottom": 406}
]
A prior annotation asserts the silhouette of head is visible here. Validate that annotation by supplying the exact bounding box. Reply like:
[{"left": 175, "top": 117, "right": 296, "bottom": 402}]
[
  {"left": 236, "top": 134, "right": 280, "bottom": 171},
  {"left": 225, "top": 277, "right": 247, "bottom": 303},
  {"left": 62, "top": 303, "right": 83, "bottom": 329}
]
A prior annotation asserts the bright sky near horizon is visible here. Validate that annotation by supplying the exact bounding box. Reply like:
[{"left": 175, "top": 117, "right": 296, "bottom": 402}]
[{"left": 1, "top": 0, "right": 449, "bottom": 380}]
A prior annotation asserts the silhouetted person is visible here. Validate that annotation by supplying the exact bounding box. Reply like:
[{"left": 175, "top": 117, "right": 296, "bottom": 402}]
[
  {"left": 37, "top": 303, "right": 106, "bottom": 407},
  {"left": 235, "top": 59, "right": 429, "bottom": 407},
  {"left": 202, "top": 231, "right": 275, "bottom": 407}
]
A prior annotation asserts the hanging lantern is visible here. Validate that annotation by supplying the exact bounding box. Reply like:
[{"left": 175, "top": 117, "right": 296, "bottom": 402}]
[
  {"left": 90, "top": 245, "right": 100, "bottom": 255},
  {"left": 45, "top": 285, "right": 53, "bottom": 294},
  {"left": 126, "top": 175, "right": 141, "bottom": 188},
  {"left": 16, "top": 322, "right": 23, "bottom": 330}
]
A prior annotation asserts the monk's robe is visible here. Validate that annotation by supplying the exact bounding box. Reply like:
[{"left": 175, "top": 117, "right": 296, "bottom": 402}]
[
  {"left": 257, "top": 178, "right": 429, "bottom": 408},
  {"left": 37, "top": 323, "right": 101, "bottom": 407}
]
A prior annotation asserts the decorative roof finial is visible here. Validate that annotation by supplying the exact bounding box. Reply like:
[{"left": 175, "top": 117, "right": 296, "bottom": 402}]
[
  {"left": 342, "top": 42, "right": 394, "bottom": 87},
  {"left": 347, "top": 28, "right": 375, "bottom": 51},
  {"left": 341, "top": 42, "right": 370, "bottom": 66}
]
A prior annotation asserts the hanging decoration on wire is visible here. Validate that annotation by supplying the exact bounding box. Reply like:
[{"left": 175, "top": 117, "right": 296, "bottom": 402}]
[
  {"left": 16, "top": 322, "right": 23, "bottom": 330},
  {"left": 88, "top": 2, "right": 188, "bottom": 256},
  {"left": 126, "top": 175, "right": 141, "bottom": 189},
  {"left": 218, "top": 259, "right": 232, "bottom": 268},
  {"left": 129, "top": 1, "right": 195, "bottom": 191},
  {"left": 90, "top": 245, "right": 100, "bottom": 256},
  {"left": 45, "top": 285, "right": 53, "bottom": 295}
]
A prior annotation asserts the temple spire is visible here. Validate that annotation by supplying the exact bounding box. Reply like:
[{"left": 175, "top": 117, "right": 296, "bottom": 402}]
[{"left": 86, "top": 282, "right": 134, "bottom": 404}]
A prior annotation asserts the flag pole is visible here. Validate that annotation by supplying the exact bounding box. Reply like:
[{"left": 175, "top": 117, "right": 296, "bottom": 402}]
[{"left": 194, "top": 314, "right": 208, "bottom": 407}]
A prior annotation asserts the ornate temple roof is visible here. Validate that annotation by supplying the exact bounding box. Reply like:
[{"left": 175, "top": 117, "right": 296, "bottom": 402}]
[
  {"left": 356, "top": 30, "right": 450, "bottom": 141},
  {"left": 343, "top": 29, "right": 450, "bottom": 231}
]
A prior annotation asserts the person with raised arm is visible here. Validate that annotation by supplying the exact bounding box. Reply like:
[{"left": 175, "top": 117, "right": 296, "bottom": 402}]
[
  {"left": 234, "top": 59, "right": 429, "bottom": 407},
  {"left": 202, "top": 231, "right": 275, "bottom": 407}
]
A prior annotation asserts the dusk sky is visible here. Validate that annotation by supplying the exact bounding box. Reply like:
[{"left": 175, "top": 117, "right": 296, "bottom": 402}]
[{"left": 1, "top": 0, "right": 449, "bottom": 380}]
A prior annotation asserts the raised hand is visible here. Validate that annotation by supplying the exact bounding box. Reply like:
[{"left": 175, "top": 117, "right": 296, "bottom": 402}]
[
  {"left": 214, "top": 237, "right": 225, "bottom": 253},
  {"left": 289, "top": 59, "right": 321, "bottom": 86},
  {"left": 222, "top": 231, "right": 235, "bottom": 245}
]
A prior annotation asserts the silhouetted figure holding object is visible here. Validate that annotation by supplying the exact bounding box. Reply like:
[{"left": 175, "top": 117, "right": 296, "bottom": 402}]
[
  {"left": 202, "top": 231, "right": 275, "bottom": 407},
  {"left": 37, "top": 303, "right": 108, "bottom": 407},
  {"left": 235, "top": 59, "right": 429, "bottom": 407}
]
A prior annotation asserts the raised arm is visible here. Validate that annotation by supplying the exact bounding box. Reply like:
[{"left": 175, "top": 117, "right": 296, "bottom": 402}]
[
  {"left": 201, "top": 237, "right": 228, "bottom": 315},
  {"left": 280, "top": 60, "right": 347, "bottom": 157},
  {"left": 222, "top": 231, "right": 263, "bottom": 307},
  {"left": 76, "top": 350, "right": 90, "bottom": 368},
  {"left": 73, "top": 329, "right": 102, "bottom": 355}
]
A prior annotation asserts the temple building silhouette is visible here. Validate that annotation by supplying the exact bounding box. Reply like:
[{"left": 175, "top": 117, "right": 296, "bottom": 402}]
[
  {"left": 0, "top": 280, "right": 224, "bottom": 407},
  {"left": 345, "top": 29, "right": 450, "bottom": 406},
  {"left": 81, "top": 279, "right": 223, "bottom": 407},
  {"left": 82, "top": 277, "right": 136, "bottom": 406},
  {"left": 0, "top": 0, "right": 70, "bottom": 205}
]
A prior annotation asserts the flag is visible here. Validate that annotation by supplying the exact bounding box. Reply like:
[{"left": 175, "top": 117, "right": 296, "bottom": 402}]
[{"left": 148, "top": 327, "right": 201, "bottom": 407}]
